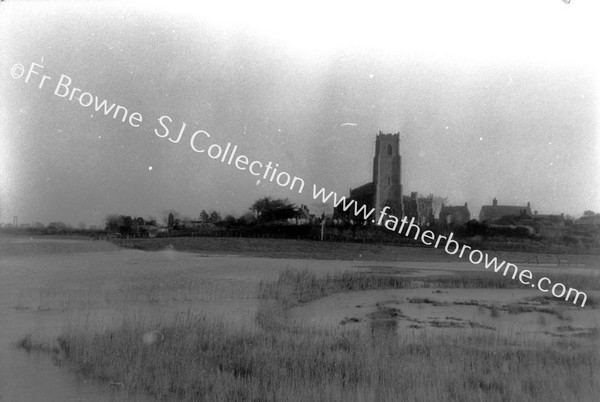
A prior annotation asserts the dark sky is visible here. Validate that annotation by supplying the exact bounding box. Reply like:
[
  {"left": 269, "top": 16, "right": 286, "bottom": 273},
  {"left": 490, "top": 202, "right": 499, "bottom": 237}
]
[{"left": 1, "top": 1, "right": 599, "bottom": 227}]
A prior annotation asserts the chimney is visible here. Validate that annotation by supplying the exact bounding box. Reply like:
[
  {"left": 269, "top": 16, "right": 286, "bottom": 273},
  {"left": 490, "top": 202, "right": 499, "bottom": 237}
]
[
  {"left": 464, "top": 202, "right": 468, "bottom": 207},
  {"left": 527, "top": 202, "right": 531, "bottom": 209},
  {"left": 492, "top": 198, "right": 498, "bottom": 207}
]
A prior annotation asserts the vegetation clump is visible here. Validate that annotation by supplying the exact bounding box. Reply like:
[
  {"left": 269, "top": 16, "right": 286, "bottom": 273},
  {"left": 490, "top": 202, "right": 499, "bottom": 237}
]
[{"left": 18, "top": 268, "right": 600, "bottom": 401}]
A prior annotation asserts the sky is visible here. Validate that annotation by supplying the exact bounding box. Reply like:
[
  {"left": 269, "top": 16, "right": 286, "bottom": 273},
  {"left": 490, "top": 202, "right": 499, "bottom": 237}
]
[{"left": 1, "top": 0, "right": 599, "bottom": 227}]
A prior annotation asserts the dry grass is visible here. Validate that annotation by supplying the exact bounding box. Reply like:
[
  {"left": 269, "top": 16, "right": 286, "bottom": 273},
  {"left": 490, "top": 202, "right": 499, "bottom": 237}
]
[
  {"left": 506, "top": 303, "right": 572, "bottom": 320},
  {"left": 18, "top": 312, "right": 598, "bottom": 402},
  {"left": 17, "top": 268, "right": 600, "bottom": 401},
  {"left": 257, "top": 269, "right": 600, "bottom": 308}
]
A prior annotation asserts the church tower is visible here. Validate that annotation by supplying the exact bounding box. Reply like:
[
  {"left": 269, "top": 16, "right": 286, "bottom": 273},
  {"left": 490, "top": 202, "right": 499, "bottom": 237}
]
[{"left": 373, "top": 131, "right": 403, "bottom": 221}]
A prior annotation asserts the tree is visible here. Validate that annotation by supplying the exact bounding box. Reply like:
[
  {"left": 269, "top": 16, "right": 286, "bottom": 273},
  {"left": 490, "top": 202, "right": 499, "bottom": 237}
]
[
  {"left": 250, "top": 197, "right": 272, "bottom": 220},
  {"left": 48, "top": 221, "right": 67, "bottom": 230},
  {"left": 238, "top": 212, "right": 256, "bottom": 226},
  {"left": 209, "top": 211, "right": 222, "bottom": 224},
  {"left": 105, "top": 214, "right": 122, "bottom": 232},
  {"left": 583, "top": 210, "right": 596, "bottom": 216},
  {"left": 180, "top": 216, "right": 193, "bottom": 228},
  {"left": 119, "top": 215, "right": 134, "bottom": 235},
  {"left": 199, "top": 210, "right": 210, "bottom": 223},
  {"left": 122, "top": 215, "right": 133, "bottom": 228},
  {"left": 250, "top": 197, "right": 296, "bottom": 223},
  {"left": 223, "top": 214, "right": 237, "bottom": 228}
]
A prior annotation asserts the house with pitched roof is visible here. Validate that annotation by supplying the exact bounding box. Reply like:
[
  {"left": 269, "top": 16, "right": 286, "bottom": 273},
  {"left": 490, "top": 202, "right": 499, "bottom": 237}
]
[
  {"left": 479, "top": 198, "right": 532, "bottom": 223},
  {"left": 439, "top": 202, "right": 471, "bottom": 228}
]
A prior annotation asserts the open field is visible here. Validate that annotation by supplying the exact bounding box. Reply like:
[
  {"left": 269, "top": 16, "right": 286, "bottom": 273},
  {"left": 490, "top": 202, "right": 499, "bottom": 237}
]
[
  {"left": 112, "top": 236, "right": 600, "bottom": 266},
  {"left": 1, "top": 235, "right": 599, "bottom": 401}
]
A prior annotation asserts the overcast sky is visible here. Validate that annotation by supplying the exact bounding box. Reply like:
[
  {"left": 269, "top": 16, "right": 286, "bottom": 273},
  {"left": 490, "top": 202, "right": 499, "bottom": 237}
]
[{"left": 1, "top": 0, "right": 599, "bottom": 227}]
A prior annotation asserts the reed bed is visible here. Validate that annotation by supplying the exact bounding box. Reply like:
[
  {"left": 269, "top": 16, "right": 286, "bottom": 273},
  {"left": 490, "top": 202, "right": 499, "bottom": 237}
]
[{"left": 18, "top": 268, "right": 600, "bottom": 401}]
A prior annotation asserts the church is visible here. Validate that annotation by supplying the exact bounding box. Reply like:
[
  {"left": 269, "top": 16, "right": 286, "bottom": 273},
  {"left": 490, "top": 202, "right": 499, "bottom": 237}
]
[{"left": 336, "top": 131, "right": 434, "bottom": 225}]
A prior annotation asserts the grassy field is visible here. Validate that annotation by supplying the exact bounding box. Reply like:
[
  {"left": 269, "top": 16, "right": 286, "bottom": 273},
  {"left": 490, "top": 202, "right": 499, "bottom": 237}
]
[
  {"left": 6, "top": 235, "right": 599, "bottom": 401},
  {"left": 19, "top": 268, "right": 600, "bottom": 401},
  {"left": 113, "top": 236, "right": 600, "bottom": 266}
]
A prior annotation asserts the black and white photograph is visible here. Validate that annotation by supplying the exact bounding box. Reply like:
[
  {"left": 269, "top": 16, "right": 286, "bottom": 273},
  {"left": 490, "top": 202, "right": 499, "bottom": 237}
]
[{"left": 1, "top": 0, "right": 599, "bottom": 401}]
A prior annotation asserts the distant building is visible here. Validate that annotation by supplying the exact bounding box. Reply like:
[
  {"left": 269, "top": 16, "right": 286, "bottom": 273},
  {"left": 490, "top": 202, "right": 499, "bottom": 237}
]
[
  {"left": 403, "top": 192, "right": 435, "bottom": 226},
  {"left": 479, "top": 198, "right": 532, "bottom": 223},
  {"left": 348, "top": 182, "right": 376, "bottom": 217},
  {"left": 572, "top": 214, "right": 600, "bottom": 235},
  {"left": 336, "top": 132, "right": 445, "bottom": 227},
  {"left": 573, "top": 214, "right": 600, "bottom": 226},
  {"left": 140, "top": 225, "right": 159, "bottom": 238},
  {"left": 340, "top": 132, "right": 403, "bottom": 221},
  {"left": 532, "top": 212, "right": 566, "bottom": 227},
  {"left": 293, "top": 204, "right": 313, "bottom": 224},
  {"left": 439, "top": 202, "right": 471, "bottom": 228},
  {"left": 296, "top": 204, "right": 311, "bottom": 219}
]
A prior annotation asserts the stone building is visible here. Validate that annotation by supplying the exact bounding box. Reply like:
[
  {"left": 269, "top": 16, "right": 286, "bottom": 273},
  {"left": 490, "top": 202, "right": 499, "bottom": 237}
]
[
  {"left": 479, "top": 198, "right": 532, "bottom": 223},
  {"left": 343, "top": 132, "right": 403, "bottom": 221},
  {"left": 439, "top": 202, "right": 471, "bottom": 228},
  {"left": 403, "top": 192, "right": 435, "bottom": 226},
  {"left": 335, "top": 131, "right": 438, "bottom": 226}
]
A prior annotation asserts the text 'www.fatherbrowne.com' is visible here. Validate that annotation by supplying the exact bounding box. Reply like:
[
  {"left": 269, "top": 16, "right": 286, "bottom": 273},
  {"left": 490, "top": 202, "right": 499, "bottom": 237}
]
[{"left": 312, "top": 184, "right": 589, "bottom": 308}]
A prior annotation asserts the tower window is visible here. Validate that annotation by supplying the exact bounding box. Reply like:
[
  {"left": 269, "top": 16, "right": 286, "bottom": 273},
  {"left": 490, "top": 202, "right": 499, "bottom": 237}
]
[
  {"left": 387, "top": 144, "right": 392, "bottom": 155},
  {"left": 387, "top": 176, "right": 391, "bottom": 185}
]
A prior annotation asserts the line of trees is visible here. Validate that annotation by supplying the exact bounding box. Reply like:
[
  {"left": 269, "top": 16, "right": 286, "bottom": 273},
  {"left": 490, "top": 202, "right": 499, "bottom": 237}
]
[
  {"left": 103, "top": 197, "right": 301, "bottom": 236},
  {"left": 249, "top": 197, "right": 296, "bottom": 223},
  {"left": 105, "top": 215, "right": 157, "bottom": 236}
]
